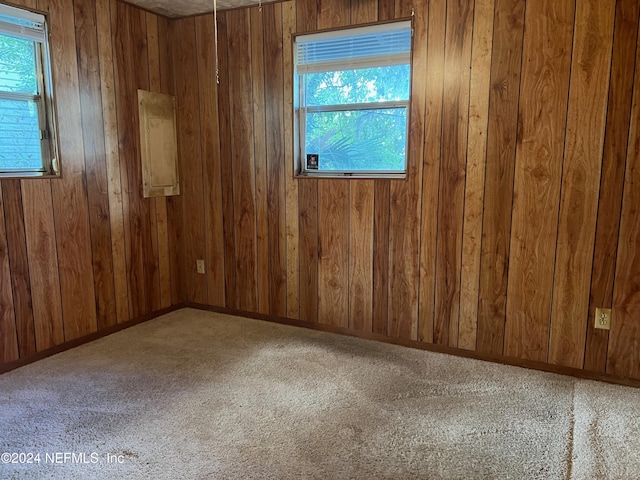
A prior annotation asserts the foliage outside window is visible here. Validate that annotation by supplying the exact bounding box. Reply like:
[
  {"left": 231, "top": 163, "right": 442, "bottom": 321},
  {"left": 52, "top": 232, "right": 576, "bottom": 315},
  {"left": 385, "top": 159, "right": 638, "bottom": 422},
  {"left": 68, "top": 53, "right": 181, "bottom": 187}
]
[
  {"left": 294, "top": 20, "right": 412, "bottom": 178},
  {"left": 0, "top": 3, "right": 59, "bottom": 177}
]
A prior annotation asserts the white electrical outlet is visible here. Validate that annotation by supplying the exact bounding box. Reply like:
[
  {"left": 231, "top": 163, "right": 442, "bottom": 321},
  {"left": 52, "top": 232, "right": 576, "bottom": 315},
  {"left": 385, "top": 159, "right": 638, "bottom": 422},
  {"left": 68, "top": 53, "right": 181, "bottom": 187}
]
[{"left": 196, "top": 259, "right": 205, "bottom": 275}]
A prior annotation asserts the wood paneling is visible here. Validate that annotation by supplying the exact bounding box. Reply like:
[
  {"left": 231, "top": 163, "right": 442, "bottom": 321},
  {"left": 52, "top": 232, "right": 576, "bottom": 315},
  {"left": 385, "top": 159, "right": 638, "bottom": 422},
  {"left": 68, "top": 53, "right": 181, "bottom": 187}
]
[
  {"left": 477, "top": 0, "right": 525, "bottom": 356},
  {"left": 297, "top": 0, "right": 319, "bottom": 324},
  {"left": 459, "top": 0, "right": 495, "bottom": 351},
  {"left": 388, "top": 0, "right": 424, "bottom": 341},
  {"left": 434, "top": 0, "right": 473, "bottom": 347},
  {"left": 549, "top": 0, "right": 615, "bottom": 369},
  {"left": 585, "top": 0, "right": 640, "bottom": 373},
  {"left": 608, "top": 25, "right": 640, "bottom": 379},
  {"left": 169, "top": 0, "right": 640, "bottom": 382},
  {"left": 228, "top": 9, "right": 258, "bottom": 311},
  {"left": 0, "top": 0, "right": 177, "bottom": 369},
  {"left": 504, "top": 0, "right": 574, "bottom": 362},
  {"left": 7, "top": 0, "right": 639, "bottom": 383},
  {"left": 418, "top": 0, "right": 445, "bottom": 344}
]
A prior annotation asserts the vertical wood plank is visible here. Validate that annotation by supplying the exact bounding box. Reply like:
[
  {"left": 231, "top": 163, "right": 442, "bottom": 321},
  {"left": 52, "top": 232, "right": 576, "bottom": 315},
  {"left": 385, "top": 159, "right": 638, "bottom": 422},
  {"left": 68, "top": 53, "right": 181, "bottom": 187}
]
[
  {"left": 228, "top": 9, "right": 258, "bottom": 311},
  {"left": 477, "top": 0, "right": 525, "bottom": 355},
  {"left": 349, "top": 181, "right": 374, "bottom": 331},
  {"left": 75, "top": 0, "right": 117, "bottom": 331},
  {"left": 217, "top": 14, "right": 237, "bottom": 309},
  {"left": 388, "top": 0, "right": 425, "bottom": 341},
  {"left": 21, "top": 181, "right": 64, "bottom": 351},
  {"left": 504, "top": 0, "right": 575, "bottom": 362},
  {"left": 284, "top": 0, "right": 300, "bottom": 320},
  {"left": 250, "top": 7, "right": 269, "bottom": 314},
  {"left": 348, "top": 0, "right": 376, "bottom": 333},
  {"left": 434, "top": 0, "right": 473, "bottom": 347},
  {"left": 0, "top": 183, "right": 18, "bottom": 363},
  {"left": 146, "top": 12, "right": 172, "bottom": 310},
  {"left": 318, "top": 181, "right": 350, "bottom": 327},
  {"left": 418, "top": 0, "right": 445, "bottom": 343},
  {"left": 2, "top": 181, "right": 36, "bottom": 357},
  {"left": 196, "top": 14, "right": 226, "bottom": 308},
  {"left": 607, "top": 27, "right": 640, "bottom": 380},
  {"left": 171, "top": 18, "right": 207, "bottom": 305},
  {"left": 97, "top": 0, "right": 129, "bottom": 323},
  {"left": 378, "top": 0, "right": 395, "bottom": 21},
  {"left": 373, "top": 180, "right": 390, "bottom": 335},
  {"left": 585, "top": 0, "right": 640, "bottom": 373},
  {"left": 317, "top": 0, "right": 350, "bottom": 327},
  {"left": 41, "top": 0, "right": 98, "bottom": 341},
  {"left": 159, "top": 16, "right": 181, "bottom": 307},
  {"left": 459, "top": 0, "right": 495, "bottom": 350},
  {"left": 297, "top": 0, "right": 319, "bottom": 324},
  {"left": 549, "top": 0, "right": 615, "bottom": 369},
  {"left": 264, "top": 3, "right": 288, "bottom": 317}
]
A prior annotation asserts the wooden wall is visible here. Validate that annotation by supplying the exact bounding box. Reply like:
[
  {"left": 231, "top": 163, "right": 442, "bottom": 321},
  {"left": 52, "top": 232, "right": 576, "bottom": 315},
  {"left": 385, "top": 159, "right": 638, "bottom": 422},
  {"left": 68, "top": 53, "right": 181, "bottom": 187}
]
[
  {"left": 171, "top": 0, "right": 640, "bottom": 381},
  {"left": 0, "top": 0, "right": 178, "bottom": 367}
]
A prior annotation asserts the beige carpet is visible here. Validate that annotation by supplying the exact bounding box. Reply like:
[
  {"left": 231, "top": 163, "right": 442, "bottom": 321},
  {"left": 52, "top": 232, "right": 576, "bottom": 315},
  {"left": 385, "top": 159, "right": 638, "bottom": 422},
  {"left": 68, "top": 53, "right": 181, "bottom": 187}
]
[{"left": 1, "top": 308, "right": 639, "bottom": 479}]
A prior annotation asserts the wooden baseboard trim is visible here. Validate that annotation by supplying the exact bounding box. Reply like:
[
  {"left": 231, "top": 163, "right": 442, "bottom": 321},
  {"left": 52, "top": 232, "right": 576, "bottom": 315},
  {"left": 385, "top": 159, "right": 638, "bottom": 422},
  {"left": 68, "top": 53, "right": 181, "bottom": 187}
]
[
  {"left": 186, "top": 302, "right": 640, "bottom": 389},
  {"left": 0, "top": 305, "right": 182, "bottom": 375}
]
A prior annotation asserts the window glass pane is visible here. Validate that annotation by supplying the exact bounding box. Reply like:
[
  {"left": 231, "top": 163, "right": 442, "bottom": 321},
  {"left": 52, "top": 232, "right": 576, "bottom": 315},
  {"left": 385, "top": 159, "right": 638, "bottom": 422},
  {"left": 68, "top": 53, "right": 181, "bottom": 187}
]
[
  {"left": 304, "top": 65, "right": 410, "bottom": 106},
  {"left": 0, "top": 98, "right": 42, "bottom": 170},
  {"left": 305, "top": 107, "right": 407, "bottom": 171},
  {"left": 0, "top": 32, "right": 38, "bottom": 94}
]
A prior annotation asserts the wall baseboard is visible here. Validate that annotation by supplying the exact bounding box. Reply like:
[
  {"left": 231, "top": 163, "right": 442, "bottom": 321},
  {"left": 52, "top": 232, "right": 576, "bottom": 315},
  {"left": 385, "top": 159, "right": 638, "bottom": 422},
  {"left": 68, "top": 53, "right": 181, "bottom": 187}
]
[
  {"left": 185, "top": 302, "right": 640, "bottom": 390},
  {"left": 0, "top": 305, "right": 181, "bottom": 375}
]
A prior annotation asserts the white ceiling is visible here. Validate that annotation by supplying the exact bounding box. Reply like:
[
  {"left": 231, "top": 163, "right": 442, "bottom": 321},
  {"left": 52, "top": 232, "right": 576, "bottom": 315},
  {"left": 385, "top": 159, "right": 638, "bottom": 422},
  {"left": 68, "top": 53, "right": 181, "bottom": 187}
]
[{"left": 125, "top": 0, "right": 266, "bottom": 17}]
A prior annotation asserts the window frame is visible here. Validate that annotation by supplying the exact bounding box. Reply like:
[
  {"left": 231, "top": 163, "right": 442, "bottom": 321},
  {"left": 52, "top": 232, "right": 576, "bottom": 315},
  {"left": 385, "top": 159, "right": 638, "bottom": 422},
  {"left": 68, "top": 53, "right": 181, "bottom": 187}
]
[
  {"left": 293, "top": 19, "right": 414, "bottom": 180},
  {"left": 0, "top": 3, "right": 60, "bottom": 178}
]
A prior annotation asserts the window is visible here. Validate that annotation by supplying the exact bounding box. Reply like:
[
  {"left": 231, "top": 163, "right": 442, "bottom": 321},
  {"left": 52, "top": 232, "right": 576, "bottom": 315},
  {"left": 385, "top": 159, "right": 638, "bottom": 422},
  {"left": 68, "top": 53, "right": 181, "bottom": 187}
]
[
  {"left": 294, "top": 20, "right": 412, "bottom": 178},
  {"left": 0, "top": 3, "right": 58, "bottom": 176}
]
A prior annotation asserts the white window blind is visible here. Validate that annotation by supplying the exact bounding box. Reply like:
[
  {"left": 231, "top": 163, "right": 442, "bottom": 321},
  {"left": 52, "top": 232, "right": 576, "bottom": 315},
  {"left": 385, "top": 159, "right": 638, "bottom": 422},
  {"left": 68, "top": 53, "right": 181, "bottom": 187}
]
[
  {"left": 295, "top": 20, "right": 412, "bottom": 74},
  {"left": 0, "top": 4, "right": 46, "bottom": 43}
]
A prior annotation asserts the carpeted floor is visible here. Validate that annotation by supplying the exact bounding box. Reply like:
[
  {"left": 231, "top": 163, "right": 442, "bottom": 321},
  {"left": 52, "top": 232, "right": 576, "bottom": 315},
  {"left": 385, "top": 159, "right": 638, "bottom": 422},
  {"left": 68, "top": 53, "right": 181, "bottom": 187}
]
[{"left": 1, "top": 308, "right": 639, "bottom": 479}]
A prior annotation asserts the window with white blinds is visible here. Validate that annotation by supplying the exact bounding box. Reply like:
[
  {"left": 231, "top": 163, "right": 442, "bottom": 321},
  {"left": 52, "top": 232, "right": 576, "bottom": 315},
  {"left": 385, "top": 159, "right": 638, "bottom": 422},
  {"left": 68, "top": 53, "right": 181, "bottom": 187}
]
[
  {"left": 0, "top": 3, "right": 59, "bottom": 176},
  {"left": 294, "top": 20, "right": 412, "bottom": 178}
]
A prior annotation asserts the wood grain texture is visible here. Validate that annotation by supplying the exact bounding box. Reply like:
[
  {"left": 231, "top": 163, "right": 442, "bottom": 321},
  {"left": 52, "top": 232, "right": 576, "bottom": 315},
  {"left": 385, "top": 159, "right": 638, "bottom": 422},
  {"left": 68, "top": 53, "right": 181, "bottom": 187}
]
[
  {"left": 585, "top": 0, "right": 640, "bottom": 373},
  {"left": 373, "top": 180, "right": 390, "bottom": 335},
  {"left": 378, "top": 0, "right": 394, "bottom": 21},
  {"left": 387, "top": 1, "right": 425, "bottom": 341},
  {"left": 264, "top": 3, "right": 288, "bottom": 317},
  {"left": 2, "top": 181, "right": 35, "bottom": 357},
  {"left": 477, "top": 0, "right": 525, "bottom": 355},
  {"left": 347, "top": 0, "right": 376, "bottom": 334},
  {"left": 549, "top": 0, "right": 615, "bottom": 369},
  {"left": 146, "top": 12, "right": 172, "bottom": 310},
  {"left": 196, "top": 14, "right": 225, "bottom": 308},
  {"left": 250, "top": 7, "right": 269, "bottom": 314},
  {"left": 21, "top": 181, "right": 64, "bottom": 351},
  {"left": 171, "top": 17, "right": 207, "bottom": 305},
  {"left": 0, "top": 183, "right": 18, "bottom": 363},
  {"left": 228, "top": 9, "right": 258, "bottom": 311},
  {"left": 283, "top": 0, "right": 300, "bottom": 320},
  {"left": 459, "top": 0, "right": 495, "bottom": 351},
  {"left": 318, "top": 181, "right": 350, "bottom": 327},
  {"left": 97, "top": 0, "right": 130, "bottom": 323},
  {"left": 157, "top": 15, "right": 180, "bottom": 307},
  {"left": 434, "top": 0, "right": 473, "bottom": 347},
  {"left": 316, "top": 0, "right": 351, "bottom": 328},
  {"left": 42, "top": 0, "right": 98, "bottom": 341},
  {"left": 418, "top": 0, "right": 445, "bottom": 344},
  {"left": 216, "top": 14, "right": 237, "bottom": 309},
  {"left": 608, "top": 26, "right": 640, "bottom": 379},
  {"left": 296, "top": 0, "right": 319, "bottom": 324},
  {"left": 349, "top": 181, "right": 374, "bottom": 331},
  {"left": 75, "top": 0, "right": 118, "bottom": 330},
  {"left": 504, "top": 0, "right": 575, "bottom": 362}
]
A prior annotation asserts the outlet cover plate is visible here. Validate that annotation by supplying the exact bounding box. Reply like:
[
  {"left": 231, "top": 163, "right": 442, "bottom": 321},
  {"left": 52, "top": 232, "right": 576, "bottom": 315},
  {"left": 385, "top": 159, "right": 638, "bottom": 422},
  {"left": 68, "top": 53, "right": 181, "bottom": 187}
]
[
  {"left": 196, "top": 259, "right": 205, "bottom": 275},
  {"left": 595, "top": 308, "right": 612, "bottom": 330}
]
